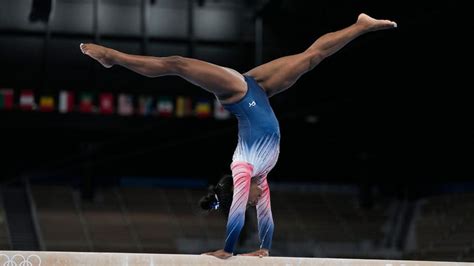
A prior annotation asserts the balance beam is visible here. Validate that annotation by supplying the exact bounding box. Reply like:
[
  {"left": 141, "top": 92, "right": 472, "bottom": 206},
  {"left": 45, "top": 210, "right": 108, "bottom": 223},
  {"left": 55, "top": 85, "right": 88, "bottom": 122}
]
[{"left": 0, "top": 251, "right": 471, "bottom": 266}]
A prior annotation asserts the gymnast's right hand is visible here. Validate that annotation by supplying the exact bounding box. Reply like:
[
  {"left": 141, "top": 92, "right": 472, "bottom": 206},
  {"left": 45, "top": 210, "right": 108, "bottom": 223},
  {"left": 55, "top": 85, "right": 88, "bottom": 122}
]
[{"left": 202, "top": 249, "right": 233, "bottom": 259}]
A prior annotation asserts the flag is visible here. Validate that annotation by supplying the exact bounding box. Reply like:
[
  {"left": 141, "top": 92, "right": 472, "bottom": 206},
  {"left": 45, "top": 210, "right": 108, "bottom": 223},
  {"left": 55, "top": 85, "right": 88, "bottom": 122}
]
[
  {"left": 195, "top": 98, "right": 211, "bottom": 118},
  {"left": 99, "top": 93, "right": 114, "bottom": 115},
  {"left": 0, "top": 89, "right": 14, "bottom": 110},
  {"left": 138, "top": 95, "right": 154, "bottom": 116},
  {"left": 59, "top": 91, "right": 75, "bottom": 113},
  {"left": 19, "top": 90, "right": 35, "bottom": 111},
  {"left": 79, "top": 92, "right": 94, "bottom": 113},
  {"left": 214, "top": 99, "right": 231, "bottom": 120},
  {"left": 175, "top": 96, "right": 193, "bottom": 118},
  {"left": 118, "top": 93, "right": 134, "bottom": 116},
  {"left": 39, "top": 95, "right": 54, "bottom": 112},
  {"left": 156, "top": 96, "right": 173, "bottom": 117}
]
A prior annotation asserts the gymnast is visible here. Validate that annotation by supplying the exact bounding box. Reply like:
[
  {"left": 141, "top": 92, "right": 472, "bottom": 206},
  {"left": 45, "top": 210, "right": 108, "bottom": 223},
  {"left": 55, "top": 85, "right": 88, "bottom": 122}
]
[{"left": 80, "top": 13, "right": 397, "bottom": 259}]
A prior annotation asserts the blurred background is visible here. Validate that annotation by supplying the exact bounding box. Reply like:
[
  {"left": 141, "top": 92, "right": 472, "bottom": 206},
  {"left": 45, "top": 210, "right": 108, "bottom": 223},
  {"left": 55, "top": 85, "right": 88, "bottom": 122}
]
[{"left": 0, "top": 0, "right": 473, "bottom": 262}]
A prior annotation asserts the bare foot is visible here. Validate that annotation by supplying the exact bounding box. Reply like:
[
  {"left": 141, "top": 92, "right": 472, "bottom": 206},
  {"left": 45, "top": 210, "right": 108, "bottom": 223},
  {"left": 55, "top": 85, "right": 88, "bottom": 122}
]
[
  {"left": 239, "top": 249, "right": 269, "bottom": 257},
  {"left": 202, "top": 249, "right": 233, "bottom": 259},
  {"left": 80, "top": 43, "right": 115, "bottom": 68},
  {"left": 357, "top": 13, "right": 397, "bottom": 32}
]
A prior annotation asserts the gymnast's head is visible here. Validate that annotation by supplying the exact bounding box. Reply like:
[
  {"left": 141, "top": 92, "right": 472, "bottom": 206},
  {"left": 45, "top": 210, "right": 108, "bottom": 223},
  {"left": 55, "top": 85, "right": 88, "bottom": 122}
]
[{"left": 199, "top": 174, "right": 263, "bottom": 214}]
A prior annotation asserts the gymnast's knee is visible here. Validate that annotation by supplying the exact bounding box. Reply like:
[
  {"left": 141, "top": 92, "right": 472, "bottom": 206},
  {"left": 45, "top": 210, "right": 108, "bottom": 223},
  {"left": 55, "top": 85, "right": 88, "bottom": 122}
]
[
  {"left": 163, "top": 55, "right": 188, "bottom": 74},
  {"left": 305, "top": 50, "right": 325, "bottom": 70}
]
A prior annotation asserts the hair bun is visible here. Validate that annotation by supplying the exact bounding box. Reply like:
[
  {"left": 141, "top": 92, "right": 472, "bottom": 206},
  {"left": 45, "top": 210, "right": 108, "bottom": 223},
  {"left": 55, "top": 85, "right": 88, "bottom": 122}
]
[
  {"left": 199, "top": 190, "right": 218, "bottom": 211},
  {"left": 199, "top": 176, "right": 232, "bottom": 214}
]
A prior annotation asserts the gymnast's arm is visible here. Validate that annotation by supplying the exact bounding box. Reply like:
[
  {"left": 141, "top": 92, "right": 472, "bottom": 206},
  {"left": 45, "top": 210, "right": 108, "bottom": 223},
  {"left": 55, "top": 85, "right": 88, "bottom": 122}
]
[
  {"left": 204, "top": 162, "right": 252, "bottom": 259},
  {"left": 241, "top": 176, "right": 273, "bottom": 257}
]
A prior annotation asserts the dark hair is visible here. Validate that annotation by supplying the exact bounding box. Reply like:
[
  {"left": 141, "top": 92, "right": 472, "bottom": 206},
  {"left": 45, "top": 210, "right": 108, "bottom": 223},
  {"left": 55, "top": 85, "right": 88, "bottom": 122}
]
[{"left": 199, "top": 174, "right": 233, "bottom": 215}]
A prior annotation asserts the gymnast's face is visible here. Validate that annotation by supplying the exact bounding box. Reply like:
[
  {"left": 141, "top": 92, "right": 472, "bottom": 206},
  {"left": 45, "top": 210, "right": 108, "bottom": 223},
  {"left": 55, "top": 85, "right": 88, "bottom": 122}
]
[{"left": 248, "top": 181, "right": 263, "bottom": 207}]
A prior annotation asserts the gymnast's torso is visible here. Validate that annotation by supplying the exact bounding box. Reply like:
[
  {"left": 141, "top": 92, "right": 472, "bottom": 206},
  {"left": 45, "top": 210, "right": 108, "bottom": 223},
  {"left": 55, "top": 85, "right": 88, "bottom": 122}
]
[{"left": 222, "top": 75, "right": 280, "bottom": 177}]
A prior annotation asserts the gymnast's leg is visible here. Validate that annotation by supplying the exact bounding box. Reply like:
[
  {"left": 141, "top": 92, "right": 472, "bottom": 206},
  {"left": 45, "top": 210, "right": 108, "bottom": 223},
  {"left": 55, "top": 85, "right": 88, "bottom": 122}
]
[
  {"left": 79, "top": 43, "right": 246, "bottom": 104},
  {"left": 245, "top": 13, "right": 397, "bottom": 97}
]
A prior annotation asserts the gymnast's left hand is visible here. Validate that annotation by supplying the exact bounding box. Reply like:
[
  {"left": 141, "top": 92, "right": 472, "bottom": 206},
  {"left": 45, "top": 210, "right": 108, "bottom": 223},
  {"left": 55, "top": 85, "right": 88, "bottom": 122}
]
[{"left": 202, "top": 249, "right": 233, "bottom": 259}]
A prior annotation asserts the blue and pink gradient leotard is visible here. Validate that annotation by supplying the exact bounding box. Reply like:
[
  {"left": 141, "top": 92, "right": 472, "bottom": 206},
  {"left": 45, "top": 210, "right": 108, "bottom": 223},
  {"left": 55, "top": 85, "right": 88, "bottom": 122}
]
[{"left": 221, "top": 75, "right": 280, "bottom": 254}]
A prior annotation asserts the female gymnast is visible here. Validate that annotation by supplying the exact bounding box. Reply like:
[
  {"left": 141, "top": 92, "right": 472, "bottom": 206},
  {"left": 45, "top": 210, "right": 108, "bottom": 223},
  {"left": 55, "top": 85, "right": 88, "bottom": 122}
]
[{"left": 80, "top": 13, "right": 397, "bottom": 259}]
